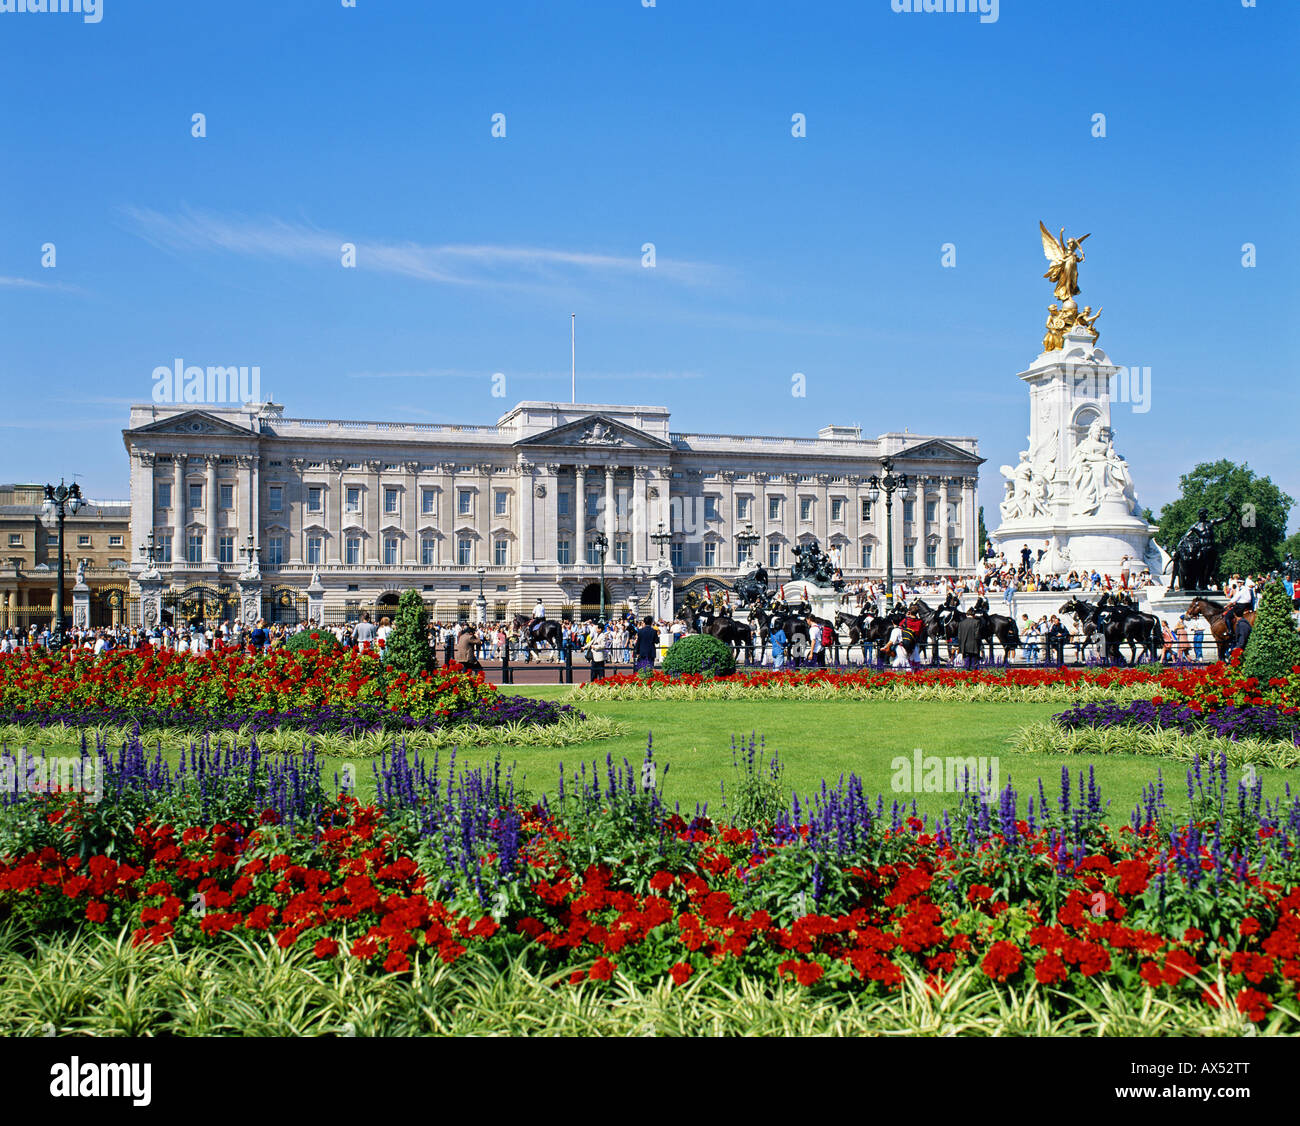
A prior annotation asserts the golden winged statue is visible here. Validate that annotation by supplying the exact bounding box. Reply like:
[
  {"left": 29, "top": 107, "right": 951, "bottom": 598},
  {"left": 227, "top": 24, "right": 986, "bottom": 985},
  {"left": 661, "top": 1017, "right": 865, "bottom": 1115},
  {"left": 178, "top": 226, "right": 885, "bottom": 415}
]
[{"left": 1039, "top": 221, "right": 1090, "bottom": 302}]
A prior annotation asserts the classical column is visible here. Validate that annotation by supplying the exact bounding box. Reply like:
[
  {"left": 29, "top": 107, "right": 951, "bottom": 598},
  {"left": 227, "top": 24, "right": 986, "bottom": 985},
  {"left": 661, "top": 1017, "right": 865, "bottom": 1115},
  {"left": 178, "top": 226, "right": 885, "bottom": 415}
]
[
  {"left": 366, "top": 460, "right": 381, "bottom": 565},
  {"left": 288, "top": 458, "right": 306, "bottom": 565},
  {"left": 603, "top": 464, "right": 616, "bottom": 540},
  {"left": 964, "top": 477, "right": 978, "bottom": 569},
  {"left": 172, "top": 456, "right": 185, "bottom": 565},
  {"left": 574, "top": 464, "right": 587, "bottom": 553},
  {"left": 544, "top": 464, "right": 561, "bottom": 565},
  {"left": 130, "top": 451, "right": 155, "bottom": 573},
  {"left": 940, "top": 477, "right": 952, "bottom": 574},
  {"left": 203, "top": 456, "right": 218, "bottom": 564},
  {"left": 406, "top": 461, "right": 420, "bottom": 570},
  {"left": 250, "top": 454, "right": 261, "bottom": 556},
  {"left": 327, "top": 459, "right": 344, "bottom": 566},
  {"left": 517, "top": 457, "right": 535, "bottom": 565},
  {"left": 893, "top": 480, "right": 907, "bottom": 579},
  {"left": 632, "top": 466, "right": 649, "bottom": 565}
]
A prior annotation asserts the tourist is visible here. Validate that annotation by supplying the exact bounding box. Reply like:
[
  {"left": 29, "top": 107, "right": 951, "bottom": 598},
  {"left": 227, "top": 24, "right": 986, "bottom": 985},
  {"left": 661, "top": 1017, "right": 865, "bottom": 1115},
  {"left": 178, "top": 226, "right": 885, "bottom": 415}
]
[
  {"left": 957, "top": 611, "right": 982, "bottom": 671},
  {"left": 634, "top": 615, "right": 659, "bottom": 672},
  {"left": 454, "top": 625, "right": 482, "bottom": 673},
  {"left": 354, "top": 612, "right": 376, "bottom": 650},
  {"left": 376, "top": 616, "right": 392, "bottom": 645},
  {"left": 771, "top": 622, "right": 788, "bottom": 671},
  {"left": 587, "top": 623, "right": 607, "bottom": 681}
]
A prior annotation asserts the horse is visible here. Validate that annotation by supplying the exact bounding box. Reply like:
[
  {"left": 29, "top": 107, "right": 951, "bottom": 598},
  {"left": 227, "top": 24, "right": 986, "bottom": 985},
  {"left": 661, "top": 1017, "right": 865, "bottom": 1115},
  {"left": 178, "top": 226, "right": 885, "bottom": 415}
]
[
  {"left": 835, "top": 610, "right": 873, "bottom": 665},
  {"left": 704, "top": 613, "right": 756, "bottom": 664},
  {"left": 1185, "top": 597, "right": 1255, "bottom": 660},
  {"left": 1060, "top": 597, "right": 1159, "bottom": 665},
  {"left": 511, "top": 614, "right": 562, "bottom": 662},
  {"left": 909, "top": 598, "right": 963, "bottom": 666},
  {"left": 951, "top": 604, "right": 1019, "bottom": 664}
]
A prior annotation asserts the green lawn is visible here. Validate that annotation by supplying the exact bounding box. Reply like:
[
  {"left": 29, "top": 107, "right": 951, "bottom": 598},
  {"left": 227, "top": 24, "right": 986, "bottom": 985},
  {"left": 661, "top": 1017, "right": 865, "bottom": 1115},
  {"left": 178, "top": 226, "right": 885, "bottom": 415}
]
[{"left": 21, "top": 685, "right": 1296, "bottom": 823}]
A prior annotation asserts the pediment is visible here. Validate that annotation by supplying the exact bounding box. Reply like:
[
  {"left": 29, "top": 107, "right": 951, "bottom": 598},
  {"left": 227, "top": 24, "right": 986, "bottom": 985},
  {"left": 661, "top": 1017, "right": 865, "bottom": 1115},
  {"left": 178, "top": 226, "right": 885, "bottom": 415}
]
[
  {"left": 893, "top": 439, "right": 984, "bottom": 465},
  {"left": 128, "top": 410, "right": 253, "bottom": 438},
  {"left": 516, "top": 414, "right": 672, "bottom": 451}
]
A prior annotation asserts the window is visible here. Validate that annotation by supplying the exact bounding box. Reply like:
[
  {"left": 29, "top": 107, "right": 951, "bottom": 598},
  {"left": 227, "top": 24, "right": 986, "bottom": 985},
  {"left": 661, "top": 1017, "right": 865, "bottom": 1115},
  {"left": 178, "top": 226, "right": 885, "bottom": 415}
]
[
  {"left": 189, "top": 483, "right": 203, "bottom": 511},
  {"left": 157, "top": 482, "right": 172, "bottom": 510},
  {"left": 345, "top": 537, "right": 361, "bottom": 565},
  {"left": 586, "top": 540, "right": 601, "bottom": 566},
  {"left": 903, "top": 544, "right": 915, "bottom": 568},
  {"left": 949, "top": 544, "right": 960, "bottom": 569},
  {"left": 737, "top": 542, "right": 752, "bottom": 565},
  {"left": 768, "top": 542, "right": 781, "bottom": 568},
  {"left": 948, "top": 501, "right": 960, "bottom": 526},
  {"left": 494, "top": 490, "right": 508, "bottom": 517},
  {"left": 308, "top": 486, "right": 323, "bottom": 513},
  {"left": 8, "top": 534, "right": 21, "bottom": 547},
  {"left": 614, "top": 539, "right": 629, "bottom": 565},
  {"left": 384, "top": 487, "right": 399, "bottom": 515},
  {"left": 421, "top": 488, "right": 435, "bottom": 516},
  {"left": 494, "top": 538, "right": 509, "bottom": 566},
  {"left": 268, "top": 486, "right": 283, "bottom": 513},
  {"left": 585, "top": 491, "right": 598, "bottom": 517},
  {"left": 737, "top": 496, "right": 750, "bottom": 521},
  {"left": 457, "top": 537, "right": 472, "bottom": 566},
  {"left": 670, "top": 542, "right": 684, "bottom": 568},
  {"left": 457, "top": 601, "right": 471, "bottom": 623},
  {"left": 861, "top": 498, "right": 872, "bottom": 522},
  {"left": 307, "top": 536, "right": 322, "bottom": 565},
  {"left": 861, "top": 542, "right": 873, "bottom": 569},
  {"left": 831, "top": 498, "right": 844, "bottom": 522},
  {"left": 265, "top": 537, "right": 283, "bottom": 565},
  {"left": 157, "top": 539, "right": 172, "bottom": 563},
  {"left": 556, "top": 538, "right": 571, "bottom": 566},
  {"left": 557, "top": 491, "right": 570, "bottom": 517},
  {"left": 494, "top": 602, "right": 508, "bottom": 622},
  {"left": 78, "top": 534, "right": 91, "bottom": 547},
  {"left": 187, "top": 533, "right": 203, "bottom": 563},
  {"left": 704, "top": 497, "right": 718, "bottom": 521},
  {"left": 902, "top": 500, "right": 915, "bottom": 523},
  {"left": 108, "top": 535, "right": 123, "bottom": 547},
  {"left": 926, "top": 542, "right": 937, "bottom": 568},
  {"left": 925, "top": 500, "right": 937, "bottom": 524},
  {"left": 458, "top": 490, "right": 472, "bottom": 517},
  {"left": 800, "top": 498, "right": 812, "bottom": 522},
  {"left": 48, "top": 533, "right": 60, "bottom": 548},
  {"left": 383, "top": 536, "right": 398, "bottom": 565},
  {"left": 219, "top": 484, "right": 234, "bottom": 510},
  {"left": 421, "top": 537, "right": 436, "bottom": 566},
  {"left": 219, "top": 535, "right": 234, "bottom": 564},
  {"left": 768, "top": 497, "right": 781, "bottom": 522},
  {"left": 703, "top": 541, "right": 716, "bottom": 567},
  {"left": 346, "top": 486, "right": 361, "bottom": 514}
]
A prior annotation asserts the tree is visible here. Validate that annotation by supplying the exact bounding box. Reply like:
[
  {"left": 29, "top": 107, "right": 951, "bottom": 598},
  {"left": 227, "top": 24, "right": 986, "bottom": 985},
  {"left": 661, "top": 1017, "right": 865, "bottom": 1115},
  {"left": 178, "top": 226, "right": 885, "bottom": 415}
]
[
  {"left": 1154, "top": 461, "right": 1293, "bottom": 582},
  {"left": 1240, "top": 579, "right": 1300, "bottom": 684},
  {"left": 384, "top": 589, "right": 437, "bottom": 676},
  {"left": 1282, "top": 530, "right": 1300, "bottom": 564}
]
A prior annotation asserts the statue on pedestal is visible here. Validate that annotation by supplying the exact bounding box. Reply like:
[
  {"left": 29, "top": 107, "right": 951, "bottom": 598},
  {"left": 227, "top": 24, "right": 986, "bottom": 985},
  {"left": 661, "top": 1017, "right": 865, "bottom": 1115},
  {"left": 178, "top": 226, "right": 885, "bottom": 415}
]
[
  {"left": 1040, "top": 222, "right": 1090, "bottom": 302},
  {"left": 1169, "top": 507, "right": 1231, "bottom": 592}
]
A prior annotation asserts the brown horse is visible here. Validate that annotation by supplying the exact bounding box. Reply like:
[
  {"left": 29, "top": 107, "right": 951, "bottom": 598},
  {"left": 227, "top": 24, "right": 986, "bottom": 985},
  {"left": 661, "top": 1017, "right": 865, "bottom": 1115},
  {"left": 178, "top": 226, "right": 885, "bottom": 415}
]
[{"left": 1185, "top": 598, "right": 1254, "bottom": 660}]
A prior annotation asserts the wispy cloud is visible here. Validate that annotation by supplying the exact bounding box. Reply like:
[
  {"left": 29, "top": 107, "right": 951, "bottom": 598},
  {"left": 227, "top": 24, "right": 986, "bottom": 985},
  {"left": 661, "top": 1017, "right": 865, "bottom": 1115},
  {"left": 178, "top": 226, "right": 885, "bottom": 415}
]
[
  {"left": 120, "top": 207, "right": 723, "bottom": 290},
  {"left": 0, "top": 274, "right": 76, "bottom": 292},
  {"left": 348, "top": 368, "right": 704, "bottom": 381}
]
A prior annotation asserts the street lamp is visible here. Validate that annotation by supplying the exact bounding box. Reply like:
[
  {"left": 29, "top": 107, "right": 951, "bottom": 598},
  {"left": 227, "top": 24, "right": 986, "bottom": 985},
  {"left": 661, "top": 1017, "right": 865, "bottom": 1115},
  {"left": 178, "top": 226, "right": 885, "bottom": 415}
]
[
  {"left": 592, "top": 530, "right": 609, "bottom": 620},
  {"left": 650, "top": 521, "right": 672, "bottom": 562},
  {"left": 41, "top": 480, "right": 83, "bottom": 646},
  {"left": 475, "top": 564, "right": 487, "bottom": 624},
  {"left": 867, "top": 456, "right": 909, "bottom": 611},
  {"left": 735, "top": 522, "right": 759, "bottom": 567},
  {"left": 138, "top": 531, "right": 160, "bottom": 571}
]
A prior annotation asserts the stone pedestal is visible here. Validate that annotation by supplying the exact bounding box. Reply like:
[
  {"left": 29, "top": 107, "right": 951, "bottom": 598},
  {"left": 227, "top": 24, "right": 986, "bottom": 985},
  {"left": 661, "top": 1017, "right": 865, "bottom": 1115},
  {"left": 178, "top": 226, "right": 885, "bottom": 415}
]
[
  {"left": 786, "top": 578, "right": 842, "bottom": 622},
  {"left": 72, "top": 581, "right": 91, "bottom": 631},
  {"left": 137, "top": 571, "right": 164, "bottom": 633},
  {"left": 990, "top": 329, "right": 1158, "bottom": 579},
  {"left": 306, "top": 572, "right": 325, "bottom": 627},
  {"left": 238, "top": 573, "right": 262, "bottom": 627},
  {"left": 650, "top": 565, "right": 674, "bottom": 622}
]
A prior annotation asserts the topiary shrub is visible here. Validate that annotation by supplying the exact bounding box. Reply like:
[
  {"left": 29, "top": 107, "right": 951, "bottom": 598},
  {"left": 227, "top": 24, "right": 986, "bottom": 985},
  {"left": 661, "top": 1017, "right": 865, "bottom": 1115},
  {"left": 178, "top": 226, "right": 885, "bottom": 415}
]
[
  {"left": 661, "top": 633, "right": 736, "bottom": 678},
  {"left": 283, "top": 628, "right": 341, "bottom": 655},
  {"left": 1241, "top": 578, "right": 1300, "bottom": 685},
  {"left": 384, "top": 589, "right": 438, "bottom": 677}
]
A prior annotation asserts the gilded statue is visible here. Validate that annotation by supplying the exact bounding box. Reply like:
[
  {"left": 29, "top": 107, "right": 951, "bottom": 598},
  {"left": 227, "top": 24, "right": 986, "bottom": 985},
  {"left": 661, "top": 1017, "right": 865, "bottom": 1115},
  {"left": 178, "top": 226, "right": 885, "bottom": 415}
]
[
  {"left": 1039, "top": 222, "right": 1090, "bottom": 301},
  {"left": 1075, "top": 305, "right": 1102, "bottom": 340}
]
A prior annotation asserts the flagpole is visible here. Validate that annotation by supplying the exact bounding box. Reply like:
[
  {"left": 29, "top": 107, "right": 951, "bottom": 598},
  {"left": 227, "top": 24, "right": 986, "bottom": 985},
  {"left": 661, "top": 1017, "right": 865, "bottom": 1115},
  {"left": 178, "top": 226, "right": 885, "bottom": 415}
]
[{"left": 571, "top": 314, "right": 576, "bottom": 404}]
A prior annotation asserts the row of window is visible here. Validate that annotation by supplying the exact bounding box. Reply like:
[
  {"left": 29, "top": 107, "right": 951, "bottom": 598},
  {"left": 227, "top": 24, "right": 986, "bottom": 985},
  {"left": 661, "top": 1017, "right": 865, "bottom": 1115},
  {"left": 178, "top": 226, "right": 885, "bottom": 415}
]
[{"left": 7, "top": 533, "right": 124, "bottom": 549}]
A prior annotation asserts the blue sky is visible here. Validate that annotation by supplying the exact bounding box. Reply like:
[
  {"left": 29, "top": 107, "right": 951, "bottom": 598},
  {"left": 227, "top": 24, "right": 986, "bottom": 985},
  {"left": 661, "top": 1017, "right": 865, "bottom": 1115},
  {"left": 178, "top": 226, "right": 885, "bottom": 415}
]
[{"left": 1, "top": 0, "right": 1296, "bottom": 532}]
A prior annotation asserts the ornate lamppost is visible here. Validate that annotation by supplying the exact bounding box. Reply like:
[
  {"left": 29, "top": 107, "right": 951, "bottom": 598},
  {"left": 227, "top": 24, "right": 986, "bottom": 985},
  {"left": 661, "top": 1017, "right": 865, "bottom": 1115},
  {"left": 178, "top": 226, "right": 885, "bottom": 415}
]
[
  {"left": 40, "top": 480, "right": 82, "bottom": 646},
  {"left": 592, "top": 530, "right": 609, "bottom": 620},
  {"left": 867, "top": 457, "right": 910, "bottom": 611},
  {"left": 735, "top": 522, "right": 759, "bottom": 566},
  {"left": 475, "top": 564, "right": 487, "bottom": 624},
  {"left": 650, "top": 521, "right": 671, "bottom": 562}
]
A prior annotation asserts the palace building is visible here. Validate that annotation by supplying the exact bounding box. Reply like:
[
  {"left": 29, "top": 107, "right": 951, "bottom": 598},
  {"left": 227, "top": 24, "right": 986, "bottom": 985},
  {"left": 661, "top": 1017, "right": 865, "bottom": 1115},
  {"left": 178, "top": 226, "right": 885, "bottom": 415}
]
[{"left": 121, "top": 400, "right": 983, "bottom": 625}]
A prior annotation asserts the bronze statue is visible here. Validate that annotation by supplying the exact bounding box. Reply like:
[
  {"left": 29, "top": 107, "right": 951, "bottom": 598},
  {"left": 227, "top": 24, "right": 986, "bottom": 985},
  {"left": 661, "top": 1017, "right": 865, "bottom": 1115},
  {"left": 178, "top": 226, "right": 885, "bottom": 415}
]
[{"left": 1168, "top": 507, "right": 1231, "bottom": 592}]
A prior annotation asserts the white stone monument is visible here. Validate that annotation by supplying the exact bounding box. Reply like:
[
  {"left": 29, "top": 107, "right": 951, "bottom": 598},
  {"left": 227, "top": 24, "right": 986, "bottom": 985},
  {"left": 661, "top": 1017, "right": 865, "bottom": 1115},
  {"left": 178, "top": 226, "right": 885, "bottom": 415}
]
[{"left": 990, "top": 227, "right": 1162, "bottom": 581}]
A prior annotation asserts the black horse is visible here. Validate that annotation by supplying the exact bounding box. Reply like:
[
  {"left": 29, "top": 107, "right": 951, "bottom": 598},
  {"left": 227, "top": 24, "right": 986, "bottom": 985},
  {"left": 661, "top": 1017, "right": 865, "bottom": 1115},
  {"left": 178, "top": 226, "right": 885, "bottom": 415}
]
[
  {"left": 512, "top": 614, "right": 562, "bottom": 662},
  {"left": 703, "top": 612, "right": 756, "bottom": 664},
  {"left": 751, "top": 605, "right": 812, "bottom": 664},
  {"left": 940, "top": 601, "right": 1019, "bottom": 664},
  {"left": 1059, "top": 597, "right": 1159, "bottom": 665},
  {"left": 909, "top": 597, "right": 965, "bottom": 666}
]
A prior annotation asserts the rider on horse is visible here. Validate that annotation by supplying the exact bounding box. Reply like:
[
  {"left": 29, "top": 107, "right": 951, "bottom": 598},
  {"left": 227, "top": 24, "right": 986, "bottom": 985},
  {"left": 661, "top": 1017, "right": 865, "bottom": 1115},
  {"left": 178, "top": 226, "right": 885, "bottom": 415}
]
[{"left": 528, "top": 598, "right": 546, "bottom": 639}]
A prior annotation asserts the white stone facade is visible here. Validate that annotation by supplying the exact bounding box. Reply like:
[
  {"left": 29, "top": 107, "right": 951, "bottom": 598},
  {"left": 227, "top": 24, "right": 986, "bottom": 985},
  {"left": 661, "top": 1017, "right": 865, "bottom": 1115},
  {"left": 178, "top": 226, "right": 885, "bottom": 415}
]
[{"left": 122, "top": 400, "right": 983, "bottom": 621}]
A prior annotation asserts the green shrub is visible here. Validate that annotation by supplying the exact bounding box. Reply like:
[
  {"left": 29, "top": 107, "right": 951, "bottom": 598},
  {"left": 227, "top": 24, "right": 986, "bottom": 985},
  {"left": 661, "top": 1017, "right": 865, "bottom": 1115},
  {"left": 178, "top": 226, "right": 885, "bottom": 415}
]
[
  {"left": 282, "top": 628, "right": 341, "bottom": 654},
  {"left": 661, "top": 633, "right": 736, "bottom": 678},
  {"left": 1241, "top": 579, "right": 1300, "bottom": 684},
  {"left": 384, "top": 589, "right": 438, "bottom": 677}
]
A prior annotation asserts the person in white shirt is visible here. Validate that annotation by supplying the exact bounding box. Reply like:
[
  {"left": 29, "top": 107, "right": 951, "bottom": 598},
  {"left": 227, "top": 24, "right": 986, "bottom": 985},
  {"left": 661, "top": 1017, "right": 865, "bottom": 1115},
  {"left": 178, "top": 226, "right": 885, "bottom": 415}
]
[{"left": 889, "top": 622, "right": 910, "bottom": 669}]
